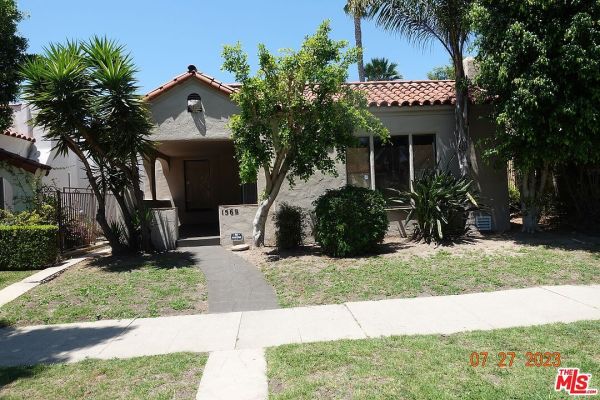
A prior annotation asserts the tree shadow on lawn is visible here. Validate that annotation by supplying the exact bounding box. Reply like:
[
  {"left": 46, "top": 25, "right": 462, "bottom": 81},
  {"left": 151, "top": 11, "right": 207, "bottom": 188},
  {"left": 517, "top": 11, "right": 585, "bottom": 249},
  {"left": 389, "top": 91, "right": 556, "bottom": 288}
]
[
  {"left": 87, "top": 251, "right": 198, "bottom": 273},
  {"left": 0, "top": 323, "right": 133, "bottom": 384}
]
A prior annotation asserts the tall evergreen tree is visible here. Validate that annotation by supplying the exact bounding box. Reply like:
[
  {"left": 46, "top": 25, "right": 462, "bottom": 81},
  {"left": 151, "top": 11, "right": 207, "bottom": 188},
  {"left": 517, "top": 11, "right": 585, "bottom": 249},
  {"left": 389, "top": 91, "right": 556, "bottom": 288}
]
[{"left": 0, "top": 0, "right": 28, "bottom": 132}]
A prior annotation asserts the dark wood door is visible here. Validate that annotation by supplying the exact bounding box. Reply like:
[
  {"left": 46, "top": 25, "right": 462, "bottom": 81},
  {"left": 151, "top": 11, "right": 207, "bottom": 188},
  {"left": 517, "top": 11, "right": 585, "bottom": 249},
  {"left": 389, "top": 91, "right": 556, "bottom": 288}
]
[{"left": 184, "top": 160, "right": 213, "bottom": 211}]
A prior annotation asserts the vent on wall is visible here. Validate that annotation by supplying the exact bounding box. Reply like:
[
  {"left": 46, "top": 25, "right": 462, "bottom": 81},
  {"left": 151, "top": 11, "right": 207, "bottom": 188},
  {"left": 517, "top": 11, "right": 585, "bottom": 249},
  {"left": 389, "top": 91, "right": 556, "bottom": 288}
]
[
  {"left": 475, "top": 214, "right": 493, "bottom": 231},
  {"left": 187, "top": 93, "right": 202, "bottom": 113}
]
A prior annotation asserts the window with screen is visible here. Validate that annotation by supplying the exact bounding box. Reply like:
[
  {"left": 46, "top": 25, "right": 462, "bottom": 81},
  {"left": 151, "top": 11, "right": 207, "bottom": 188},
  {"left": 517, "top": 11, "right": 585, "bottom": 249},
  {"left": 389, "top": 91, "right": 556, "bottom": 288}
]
[
  {"left": 374, "top": 135, "right": 410, "bottom": 197},
  {"left": 346, "top": 137, "right": 371, "bottom": 188}
]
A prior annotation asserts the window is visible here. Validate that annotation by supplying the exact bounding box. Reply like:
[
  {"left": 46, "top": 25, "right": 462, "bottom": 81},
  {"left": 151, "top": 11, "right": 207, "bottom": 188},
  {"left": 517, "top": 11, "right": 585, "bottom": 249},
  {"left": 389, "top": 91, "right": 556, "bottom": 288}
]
[
  {"left": 374, "top": 136, "right": 410, "bottom": 196},
  {"left": 346, "top": 133, "right": 437, "bottom": 202},
  {"left": 346, "top": 137, "right": 371, "bottom": 188},
  {"left": 412, "top": 134, "right": 436, "bottom": 179},
  {"left": 0, "top": 178, "right": 4, "bottom": 210},
  {"left": 187, "top": 93, "right": 202, "bottom": 113}
]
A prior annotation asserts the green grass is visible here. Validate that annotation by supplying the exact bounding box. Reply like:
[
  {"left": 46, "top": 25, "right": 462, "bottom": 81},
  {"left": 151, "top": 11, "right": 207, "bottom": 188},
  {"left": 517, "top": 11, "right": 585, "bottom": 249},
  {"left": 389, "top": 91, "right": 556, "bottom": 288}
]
[
  {"left": 0, "top": 270, "right": 37, "bottom": 290},
  {"left": 0, "top": 353, "right": 207, "bottom": 400},
  {"left": 261, "top": 246, "right": 600, "bottom": 307},
  {"left": 267, "top": 320, "right": 600, "bottom": 399},
  {"left": 0, "top": 252, "right": 208, "bottom": 326}
]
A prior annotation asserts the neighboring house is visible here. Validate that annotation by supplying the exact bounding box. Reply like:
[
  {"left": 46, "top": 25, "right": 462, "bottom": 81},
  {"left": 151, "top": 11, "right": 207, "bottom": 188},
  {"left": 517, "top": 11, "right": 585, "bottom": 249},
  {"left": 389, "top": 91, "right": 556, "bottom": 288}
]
[
  {"left": 0, "top": 104, "right": 90, "bottom": 211},
  {"left": 142, "top": 65, "right": 509, "bottom": 246}
]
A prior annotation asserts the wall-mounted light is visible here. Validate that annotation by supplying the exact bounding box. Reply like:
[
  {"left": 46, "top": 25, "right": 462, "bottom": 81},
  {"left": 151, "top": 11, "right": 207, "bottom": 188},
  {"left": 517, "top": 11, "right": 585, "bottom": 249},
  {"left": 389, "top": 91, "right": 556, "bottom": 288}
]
[{"left": 187, "top": 93, "right": 202, "bottom": 113}]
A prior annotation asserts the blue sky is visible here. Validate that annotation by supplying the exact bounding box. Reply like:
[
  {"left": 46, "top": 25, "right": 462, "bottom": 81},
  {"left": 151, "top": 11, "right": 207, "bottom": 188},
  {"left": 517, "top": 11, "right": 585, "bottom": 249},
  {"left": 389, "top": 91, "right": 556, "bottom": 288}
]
[{"left": 17, "top": 0, "right": 451, "bottom": 93}]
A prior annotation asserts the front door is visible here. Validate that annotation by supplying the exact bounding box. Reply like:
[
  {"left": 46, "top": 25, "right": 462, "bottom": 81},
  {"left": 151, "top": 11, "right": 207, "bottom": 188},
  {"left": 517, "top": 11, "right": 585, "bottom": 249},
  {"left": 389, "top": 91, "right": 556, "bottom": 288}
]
[{"left": 184, "top": 160, "right": 213, "bottom": 211}]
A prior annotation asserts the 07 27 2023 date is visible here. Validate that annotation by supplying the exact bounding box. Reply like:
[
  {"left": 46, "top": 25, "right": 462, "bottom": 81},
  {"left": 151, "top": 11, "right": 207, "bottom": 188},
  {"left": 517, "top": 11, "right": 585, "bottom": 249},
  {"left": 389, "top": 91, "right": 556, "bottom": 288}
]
[{"left": 469, "top": 352, "right": 561, "bottom": 368}]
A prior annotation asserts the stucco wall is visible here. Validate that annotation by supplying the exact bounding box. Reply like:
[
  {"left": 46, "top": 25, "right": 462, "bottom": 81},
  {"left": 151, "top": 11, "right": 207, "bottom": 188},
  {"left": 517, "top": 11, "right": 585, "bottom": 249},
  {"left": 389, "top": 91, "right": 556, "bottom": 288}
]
[
  {"left": 218, "top": 204, "right": 258, "bottom": 247},
  {"left": 149, "top": 79, "right": 238, "bottom": 141},
  {"left": 0, "top": 164, "right": 39, "bottom": 211},
  {"left": 258, "top": 106, "right": 459, "bottom": 244},
  {"left": 469, "top": 105, "right": 510, "bottom": 232}
]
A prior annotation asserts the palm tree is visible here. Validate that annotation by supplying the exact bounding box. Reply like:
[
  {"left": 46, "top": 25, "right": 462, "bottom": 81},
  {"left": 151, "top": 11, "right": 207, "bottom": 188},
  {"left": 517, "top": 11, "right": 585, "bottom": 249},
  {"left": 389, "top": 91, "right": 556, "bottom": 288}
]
[
  {"left": 344, "top": 1, "right": 370, "bottom": 82},
  {"left": 21, "top": 38, "right": 154, "bottom": 253},
  {"left": 353, "top": 0, "right": 473, "bottom": 176},
  {"left": 365, "top": 57, "right": 403, "bottom": 81}
]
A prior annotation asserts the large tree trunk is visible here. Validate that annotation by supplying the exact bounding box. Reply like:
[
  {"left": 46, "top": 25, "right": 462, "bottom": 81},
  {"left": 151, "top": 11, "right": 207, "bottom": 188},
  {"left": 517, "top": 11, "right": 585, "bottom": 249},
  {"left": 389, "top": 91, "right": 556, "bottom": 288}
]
[
  {"left": 64, "top": 138, "right": 125, "bottom": 253},
  {"left": 453, "top": 55, "right": 470, "bottom": 177},
  {"left": 354, "top": 14, "right": 366, "bottom": 82},
  {"left": 520, "top": 165, "right": 550, "bottom": 233}
]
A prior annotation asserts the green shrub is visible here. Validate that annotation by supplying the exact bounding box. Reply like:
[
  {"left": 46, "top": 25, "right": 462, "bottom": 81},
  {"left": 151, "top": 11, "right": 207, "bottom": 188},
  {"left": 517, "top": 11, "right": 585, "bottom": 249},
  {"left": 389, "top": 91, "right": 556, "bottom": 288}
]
[
  {"left": 274, "top": 202, "right": 306, "bottom": 250},
  {"left": 0, "top": 225, "right": 59, "bottom": 270},
  {"left": 0, "top": 204, "right": 56, "bottom": 226},
  {"left": 314, "top": 186, "right": 388, "bottom": 257},
  {"left": 392, "top": 169, "right": 478, "bottom": 244}
]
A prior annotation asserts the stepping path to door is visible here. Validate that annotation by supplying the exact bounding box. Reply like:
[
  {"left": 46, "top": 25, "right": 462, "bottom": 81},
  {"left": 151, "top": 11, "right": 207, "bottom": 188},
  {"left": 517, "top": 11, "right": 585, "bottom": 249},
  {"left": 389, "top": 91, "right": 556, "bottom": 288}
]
[
  {"left": 179, "top": 245, "right": 279, "bottom": 313},
  {"left": 0, "top": 285, "right": 599, "bottom": 399}
]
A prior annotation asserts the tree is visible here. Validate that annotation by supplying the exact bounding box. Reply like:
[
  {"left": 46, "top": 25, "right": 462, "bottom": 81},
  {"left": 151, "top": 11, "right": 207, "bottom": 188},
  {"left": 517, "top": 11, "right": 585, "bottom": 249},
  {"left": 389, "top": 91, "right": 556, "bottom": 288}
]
[
  {"left": 352, "top": 0, "right": 473, "bottom": 176},
  {"left": 21, "top": 38, "right": 154, "bottom": 252},
  {"left": 427, "top": 63, "right": 454, "bottom": 80},
  {"left": 222, "top": 21, "right": 388, "bottom": 246},
  {"left": 0, "top": 0, "right": 28, "bottom": 133},
  {"left": 473, "top": 0, "right": 600, "bottom": 232},
  {"left": 344, "top": 1, "right": 370, "bottom": 82},
  {"left": 365, "top": 57, "right": 403, "bottom": 80}
]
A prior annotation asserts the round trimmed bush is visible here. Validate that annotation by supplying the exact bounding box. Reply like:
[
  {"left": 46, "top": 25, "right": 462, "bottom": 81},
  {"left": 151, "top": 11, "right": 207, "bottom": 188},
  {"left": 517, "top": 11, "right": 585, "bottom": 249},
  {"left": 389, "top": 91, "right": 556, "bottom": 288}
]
[{"left": 313, "top": 186, "right": 388, "bottom": 257}]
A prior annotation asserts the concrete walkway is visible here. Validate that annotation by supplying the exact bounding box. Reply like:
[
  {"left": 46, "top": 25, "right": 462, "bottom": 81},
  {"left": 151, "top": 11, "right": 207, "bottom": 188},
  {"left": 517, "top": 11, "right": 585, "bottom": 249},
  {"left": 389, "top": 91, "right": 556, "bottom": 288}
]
[
  {"left": 179, "top": 245, "right": 279, "bottom": 313},
  {"left": 0, "top": 257, "right": 87, "bottom": 308},
  {"left": 196, "top": 349, "right": 267, "bottom": 400},
  {"left": 1, "top": 284, "right": 598, "bottom": 368}
]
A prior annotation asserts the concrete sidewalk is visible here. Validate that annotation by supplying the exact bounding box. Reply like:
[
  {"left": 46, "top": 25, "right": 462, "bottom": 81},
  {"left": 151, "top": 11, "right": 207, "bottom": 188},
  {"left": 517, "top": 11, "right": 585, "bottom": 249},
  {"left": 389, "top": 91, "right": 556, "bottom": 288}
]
[{"left": 0, "top": 284, "right": 598, "bottom": 367}]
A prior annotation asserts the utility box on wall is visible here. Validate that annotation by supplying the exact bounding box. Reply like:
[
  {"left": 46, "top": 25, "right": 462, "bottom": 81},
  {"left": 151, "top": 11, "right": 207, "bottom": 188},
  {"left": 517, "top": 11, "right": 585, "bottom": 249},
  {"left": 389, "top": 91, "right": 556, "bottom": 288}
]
[{"left": 218, "top": 204, "right": 258, "bottom": 247}]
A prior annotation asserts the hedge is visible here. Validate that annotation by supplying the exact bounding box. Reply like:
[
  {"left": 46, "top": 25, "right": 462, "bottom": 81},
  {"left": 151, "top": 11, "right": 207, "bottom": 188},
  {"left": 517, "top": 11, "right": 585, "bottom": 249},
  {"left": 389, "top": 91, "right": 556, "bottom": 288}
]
[{"left": 0, "top": 225, "right": 59, "bottom": 270}]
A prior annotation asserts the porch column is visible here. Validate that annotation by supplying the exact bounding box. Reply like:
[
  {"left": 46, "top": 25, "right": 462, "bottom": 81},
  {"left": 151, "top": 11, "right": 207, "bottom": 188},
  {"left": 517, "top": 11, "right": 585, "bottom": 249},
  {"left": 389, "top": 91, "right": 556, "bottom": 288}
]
[{"left": 143, "top": 156, "right": 157, "bottom": 201}]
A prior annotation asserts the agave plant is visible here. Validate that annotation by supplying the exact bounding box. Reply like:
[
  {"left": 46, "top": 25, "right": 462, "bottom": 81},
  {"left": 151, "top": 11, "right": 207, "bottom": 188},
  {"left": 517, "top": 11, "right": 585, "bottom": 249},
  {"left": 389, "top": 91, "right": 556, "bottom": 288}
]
[{"left": 391, "top": 169, "right": 478, "bottom": 243}]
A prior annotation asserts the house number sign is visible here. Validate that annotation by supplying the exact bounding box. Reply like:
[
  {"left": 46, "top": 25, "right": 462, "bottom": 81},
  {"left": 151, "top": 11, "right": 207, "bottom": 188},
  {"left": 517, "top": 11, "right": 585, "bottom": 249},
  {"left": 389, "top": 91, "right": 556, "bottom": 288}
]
[{"left": 221, "top": 208, "right": 240, "bottom": 216}]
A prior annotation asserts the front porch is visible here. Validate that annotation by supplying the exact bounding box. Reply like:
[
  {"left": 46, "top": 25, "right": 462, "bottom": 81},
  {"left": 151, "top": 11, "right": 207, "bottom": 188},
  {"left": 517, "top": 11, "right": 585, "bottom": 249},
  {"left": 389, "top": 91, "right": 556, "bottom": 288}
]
[{"left": 142, "top": 139, "right": 257, "bottom": 245}]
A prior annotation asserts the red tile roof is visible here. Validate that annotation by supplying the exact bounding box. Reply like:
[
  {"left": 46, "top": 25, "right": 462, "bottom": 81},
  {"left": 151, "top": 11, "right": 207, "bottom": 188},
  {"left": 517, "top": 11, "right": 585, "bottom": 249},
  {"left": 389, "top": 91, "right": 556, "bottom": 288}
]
[
  {"left": 145, "top": 71, "right": 236, "bottom": 101},
  {"left": 347, "top": 80, "right": 456, "bottom": 107},
  {"left": 0, "top": 148, "right": 51, "bottom": 175},
  {"left": 1, "top": 131, "right": 35, "bottom": 142},
  {"left": 230, "top": 80, "right": 456, "bottom": 107},
  {"left": 147, "top": 68, "right": 456, "bottom": 108}
]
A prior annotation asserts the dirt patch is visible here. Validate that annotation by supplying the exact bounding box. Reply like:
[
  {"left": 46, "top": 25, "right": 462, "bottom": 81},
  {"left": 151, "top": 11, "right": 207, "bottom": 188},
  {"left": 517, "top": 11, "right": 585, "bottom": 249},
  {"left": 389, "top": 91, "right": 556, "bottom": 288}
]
[{"left": 239, "top": 230, "right": 600, "bottom": 268}]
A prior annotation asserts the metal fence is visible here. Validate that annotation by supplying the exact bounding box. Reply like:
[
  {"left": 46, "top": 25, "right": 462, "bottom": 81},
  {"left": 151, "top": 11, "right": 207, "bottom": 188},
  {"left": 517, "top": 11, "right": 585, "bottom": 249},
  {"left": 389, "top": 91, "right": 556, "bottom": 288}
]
[{"left": 56, "top": 188, "right": 120, "bottom": 252}]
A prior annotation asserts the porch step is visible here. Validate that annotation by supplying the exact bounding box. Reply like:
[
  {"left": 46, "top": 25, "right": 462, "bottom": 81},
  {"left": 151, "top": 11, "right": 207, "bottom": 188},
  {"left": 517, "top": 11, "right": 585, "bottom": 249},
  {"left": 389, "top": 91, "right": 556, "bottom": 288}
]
[{"left": 176, "top": 235, "right": 221, "bottom": 247}]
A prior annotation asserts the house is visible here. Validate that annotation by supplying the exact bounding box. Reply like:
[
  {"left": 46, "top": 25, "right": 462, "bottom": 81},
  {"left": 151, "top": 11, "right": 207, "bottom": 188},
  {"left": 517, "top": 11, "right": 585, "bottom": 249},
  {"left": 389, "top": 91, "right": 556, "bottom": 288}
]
[
  {"left": 142, "top": 65, "right": 510, "bottom": 246},
  {"left": 0, "top": 104, "right": 91, "bottom": 211}
]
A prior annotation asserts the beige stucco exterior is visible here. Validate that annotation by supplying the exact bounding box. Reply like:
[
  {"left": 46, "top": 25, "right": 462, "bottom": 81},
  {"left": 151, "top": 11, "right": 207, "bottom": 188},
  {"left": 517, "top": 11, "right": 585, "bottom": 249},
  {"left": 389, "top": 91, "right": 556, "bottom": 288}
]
[
  {"left": 143, "top": 73, "right": 510, "bottom": 245},
  {"left": 149, "top": 79, "right": 238, "bottom": 141}
]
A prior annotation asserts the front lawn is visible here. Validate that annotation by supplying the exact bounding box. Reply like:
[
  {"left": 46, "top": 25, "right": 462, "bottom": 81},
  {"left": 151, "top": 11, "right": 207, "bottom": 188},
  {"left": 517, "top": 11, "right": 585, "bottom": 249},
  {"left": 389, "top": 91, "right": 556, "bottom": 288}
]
[
  {"left": 267, "top": 320, "right": 600, "bottom": 399},
  {"left": 0, "top": 353, "right": 206, "bottom": 400},
  {"left": 0, "top": 252, "right": 207, "bottom": 326},
  {"left": 257, "top": 244, "right": 600, "bottom": 308},
  {"left": 0, "top": 270, "right": 37, "bottom": 291}
]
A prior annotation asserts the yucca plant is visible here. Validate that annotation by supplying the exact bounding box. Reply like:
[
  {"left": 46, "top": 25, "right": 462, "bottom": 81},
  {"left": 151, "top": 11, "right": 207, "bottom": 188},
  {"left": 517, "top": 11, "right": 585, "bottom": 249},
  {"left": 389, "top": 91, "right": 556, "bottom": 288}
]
[
  {"left": 391, "top": 169, "right": 478, "bottom": 243},
  {"left": 20, "top": 37, "right": 154, "bottom": 253}
]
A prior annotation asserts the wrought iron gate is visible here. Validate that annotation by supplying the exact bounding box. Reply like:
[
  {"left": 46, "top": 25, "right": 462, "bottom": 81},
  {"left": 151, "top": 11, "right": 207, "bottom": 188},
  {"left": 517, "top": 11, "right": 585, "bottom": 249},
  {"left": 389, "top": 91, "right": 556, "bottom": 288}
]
[{"left": 56, "top": 188, "right": 119, "bottom": 251}]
